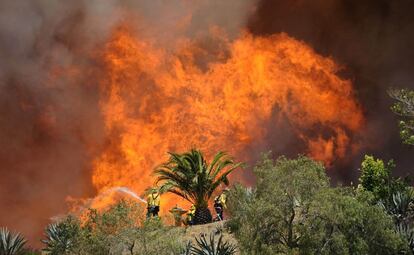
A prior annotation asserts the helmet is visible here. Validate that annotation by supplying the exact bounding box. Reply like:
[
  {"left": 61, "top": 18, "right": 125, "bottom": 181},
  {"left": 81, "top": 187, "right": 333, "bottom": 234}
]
[{"left": 146, "top": 187, "right": 158, "bottom": 194}]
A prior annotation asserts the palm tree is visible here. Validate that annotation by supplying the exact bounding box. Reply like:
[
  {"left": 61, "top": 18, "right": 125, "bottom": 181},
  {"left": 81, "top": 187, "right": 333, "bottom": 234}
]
[
  {"left": 0, "top": 228, "right": 26, "bottom": 255},
  {"left": 155, "top": 149, "right": 243, "bottom": 224}
]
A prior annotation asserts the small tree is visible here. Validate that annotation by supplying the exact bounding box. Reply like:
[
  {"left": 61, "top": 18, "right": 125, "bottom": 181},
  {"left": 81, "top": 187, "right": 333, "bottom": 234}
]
[
  {"left": 359, "top": 155, "right": 394, "bottom": 201},
  {"left": 227, "top": 154, "right": 329, "bottom": 254},
  {"left": 388, "top": 88, "right": 414, "bottom": 145},
  {"left": 358, "top": 155, "right": 408, "bottom": 202}
]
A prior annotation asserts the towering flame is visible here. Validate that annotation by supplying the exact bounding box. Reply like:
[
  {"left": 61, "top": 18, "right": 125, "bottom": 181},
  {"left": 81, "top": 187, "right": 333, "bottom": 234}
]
[{"left": 92, "top": 25, "right": 364, "bottom": 207}]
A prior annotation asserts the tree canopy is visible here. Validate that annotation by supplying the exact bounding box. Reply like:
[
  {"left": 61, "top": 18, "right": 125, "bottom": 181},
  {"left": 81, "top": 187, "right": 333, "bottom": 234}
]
[
  {"left": 155, "top": 149, "right": 242, "bottom": 209},
  {"left": 227, "top": 154, "right": 408, "bottom": 254}
]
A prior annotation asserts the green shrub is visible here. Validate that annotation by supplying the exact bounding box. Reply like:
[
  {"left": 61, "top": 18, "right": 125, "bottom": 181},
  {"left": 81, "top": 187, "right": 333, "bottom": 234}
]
[
  {"left": 304, "top": 188, "right": 407, "bottom": 254},
  {"left": 77, "top": 199, "right": 143, "bottom": 254},
  {"left": 0, "top": 227, "right": 27, "bottom": 255},
  {"left": 41, "top": 199, "right": 184, "bottom": 255},
  {"left": 358, "top": 155, "right": 408, "bottom": 203},
  {"left": 42, "top": 216, "right": 80, "bottom": 255}
]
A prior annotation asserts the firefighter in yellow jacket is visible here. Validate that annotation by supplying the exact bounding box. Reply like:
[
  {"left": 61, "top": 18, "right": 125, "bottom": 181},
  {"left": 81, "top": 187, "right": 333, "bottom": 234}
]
[
  {"left": 214, "top": 188, "right": 229, "bottom": 221},
  {"left": 186, "top": 204, "right": 196, "bottom": 225},
  {"left": 147, "top": 189, "right": 160, "bottom": 218}
]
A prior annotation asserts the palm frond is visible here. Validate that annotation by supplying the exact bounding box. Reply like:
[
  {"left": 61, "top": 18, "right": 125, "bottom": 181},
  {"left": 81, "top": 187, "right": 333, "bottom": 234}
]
[
  {"left": 207, "top": 152, "right": 226, "bottom": 175},
  {"left": 154, "top": 149, "right": 242, "bottom": 208}
]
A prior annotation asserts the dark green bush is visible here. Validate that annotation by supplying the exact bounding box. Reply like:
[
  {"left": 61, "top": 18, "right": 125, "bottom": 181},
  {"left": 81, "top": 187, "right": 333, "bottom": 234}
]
[{"left": 227, "top": 154, "right": 408, "bottom": 254}]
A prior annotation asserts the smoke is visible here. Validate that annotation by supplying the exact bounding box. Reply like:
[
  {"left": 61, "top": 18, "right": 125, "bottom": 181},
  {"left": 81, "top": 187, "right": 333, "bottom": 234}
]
[
  {"left": 248, "top": 0, "right": 414, "bottom": 182},
  {"left": 0, "top": 0, "right": 107, "bottom": 244},
  {"left": 0, "top": 0, "right": 256, "bottom": 246}
]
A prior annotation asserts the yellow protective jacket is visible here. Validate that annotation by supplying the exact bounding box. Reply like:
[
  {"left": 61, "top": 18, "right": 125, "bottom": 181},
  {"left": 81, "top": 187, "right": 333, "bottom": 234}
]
[
  {"left": 188, "top": 205, "right": 196, "bottom": 215},
  {"left": 147, "top": 192, "right": 160, "bottom": 207},
  {"left": 215, "top": 193, "right": 227, "bottom": 209},
  {"left": 187, "top": 205, "right": 196, "bottom": 220}
]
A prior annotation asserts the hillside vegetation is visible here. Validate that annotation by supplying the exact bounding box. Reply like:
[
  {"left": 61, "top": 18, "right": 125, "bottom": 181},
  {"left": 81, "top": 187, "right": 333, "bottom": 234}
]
[{"left": 27, "top": 154, "right": 414, "bottom": 254}]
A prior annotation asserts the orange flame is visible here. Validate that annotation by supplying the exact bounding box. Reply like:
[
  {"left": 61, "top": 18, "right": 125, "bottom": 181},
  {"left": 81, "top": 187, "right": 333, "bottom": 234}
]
[{"left": 91, "top": 25, "right": 364, "bottom": 210}]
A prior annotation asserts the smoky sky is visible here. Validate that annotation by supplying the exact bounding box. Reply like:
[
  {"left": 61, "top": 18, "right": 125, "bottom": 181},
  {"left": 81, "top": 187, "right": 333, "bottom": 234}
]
[
  {"left": 0, "top": 0, "right": 413, "bottom": 247},
  {"left": 0, "top": 0, "right": 256, "bottom": 246},
  {"left": 248, "top": 0, "right": 414, "bottom": 183},
  {"left": 0, "top": 1, "right": 108, "bottom": 244}
]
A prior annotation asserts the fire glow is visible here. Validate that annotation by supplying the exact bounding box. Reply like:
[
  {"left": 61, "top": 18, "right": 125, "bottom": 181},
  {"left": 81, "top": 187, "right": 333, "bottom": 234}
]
[{"left": 91, "top": 24, "right": 364, "bottom": 209}]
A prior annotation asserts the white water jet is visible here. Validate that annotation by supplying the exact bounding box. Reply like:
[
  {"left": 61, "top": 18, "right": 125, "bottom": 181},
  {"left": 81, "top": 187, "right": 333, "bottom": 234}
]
[{"left": 97, "top": 186, "right": 147, "bottom": 204}]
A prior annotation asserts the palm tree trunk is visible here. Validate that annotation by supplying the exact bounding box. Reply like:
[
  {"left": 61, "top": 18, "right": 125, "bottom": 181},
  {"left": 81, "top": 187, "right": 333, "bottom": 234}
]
[{"left": 194, "top": 207, "right": 212, "bottom": 225}]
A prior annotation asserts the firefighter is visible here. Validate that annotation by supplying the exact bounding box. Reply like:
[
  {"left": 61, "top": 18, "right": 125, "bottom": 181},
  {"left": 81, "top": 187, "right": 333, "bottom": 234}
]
[
  {"left": 214, "top": 188, "right": 229, "bottom": 221},
  {"left": 146, "top": 188, "right": 160, "bottom": 218},
  {"left": 186, "top": 204, "right": 196, "bottom": 225}
]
